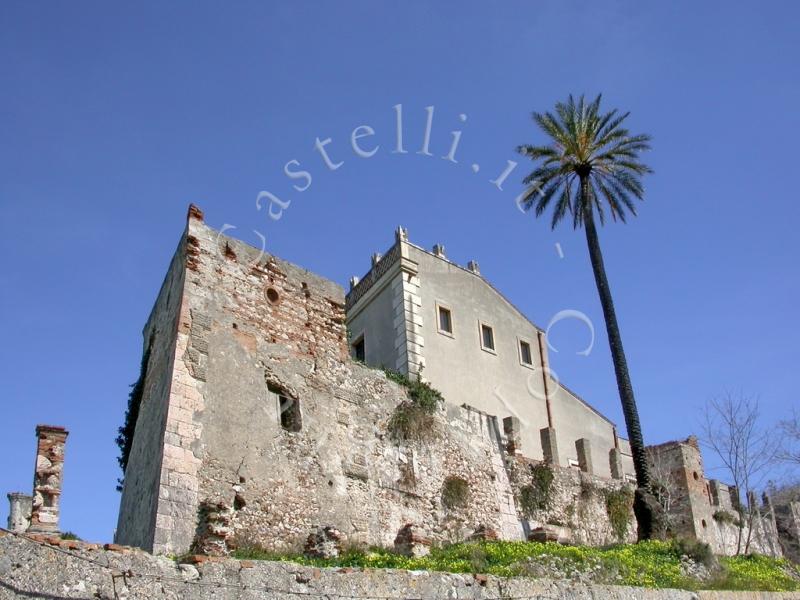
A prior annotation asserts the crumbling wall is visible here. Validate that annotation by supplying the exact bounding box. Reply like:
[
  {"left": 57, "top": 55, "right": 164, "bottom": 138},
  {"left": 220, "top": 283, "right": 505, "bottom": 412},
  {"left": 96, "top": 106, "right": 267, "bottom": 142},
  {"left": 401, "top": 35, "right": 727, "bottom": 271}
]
[
  {"left": 506, "top": 457, "right": 637, "bottom": 546},
  {"left": 648, "top": 439, "right": 782, "bottom": 557}
]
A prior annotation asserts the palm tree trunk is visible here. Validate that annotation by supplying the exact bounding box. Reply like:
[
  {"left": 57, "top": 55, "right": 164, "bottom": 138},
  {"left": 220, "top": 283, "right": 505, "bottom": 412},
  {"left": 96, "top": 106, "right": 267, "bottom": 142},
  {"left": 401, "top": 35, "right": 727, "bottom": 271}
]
[{"left": 580, "top": 176, "right": 658, "bottom": 539}]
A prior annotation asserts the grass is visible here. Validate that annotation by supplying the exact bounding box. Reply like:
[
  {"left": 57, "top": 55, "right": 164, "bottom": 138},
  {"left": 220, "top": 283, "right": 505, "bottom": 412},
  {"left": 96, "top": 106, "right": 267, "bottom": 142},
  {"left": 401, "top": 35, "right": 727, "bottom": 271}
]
[{"left": 231, "top": 539, "right": 800, "bottom": 592}]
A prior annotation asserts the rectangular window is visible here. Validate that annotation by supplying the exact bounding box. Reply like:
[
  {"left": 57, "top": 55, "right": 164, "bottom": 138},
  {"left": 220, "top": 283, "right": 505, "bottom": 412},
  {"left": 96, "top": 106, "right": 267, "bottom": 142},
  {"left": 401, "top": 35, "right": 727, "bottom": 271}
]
[
  {"left": 480, "top": 323, "right": 495, "bottom": 352},
  {"left": 269, "top": 383, "right": 302, "bottom": 432},
  {"left": 519, "top": 340, "right": 533, "bottom": 366},
  {"left": 438, "top": 306, "right": 452, "bottom": 334},
  {"left": 352, "top": 336, "right": 365, "bottom": 362}
]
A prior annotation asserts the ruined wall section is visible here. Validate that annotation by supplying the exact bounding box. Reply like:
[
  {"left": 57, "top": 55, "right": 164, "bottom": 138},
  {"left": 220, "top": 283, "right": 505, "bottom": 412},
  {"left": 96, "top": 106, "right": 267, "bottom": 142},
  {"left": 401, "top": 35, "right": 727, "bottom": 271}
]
[
  {"left": 506, "top": 457, "right": 637, "bottom": 546},
  {"left": 115, "top": 228, "right": 188, "bottom": 551},
  {"left": 648, "top": 439, "right": 782, "bottom": 557}
]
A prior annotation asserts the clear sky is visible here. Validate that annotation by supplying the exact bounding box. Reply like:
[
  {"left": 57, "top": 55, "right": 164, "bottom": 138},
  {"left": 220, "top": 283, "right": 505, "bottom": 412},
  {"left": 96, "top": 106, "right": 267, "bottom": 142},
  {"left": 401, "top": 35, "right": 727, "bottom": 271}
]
[{"left": 1, "top": 1, "right": 798, "bottom": 543}]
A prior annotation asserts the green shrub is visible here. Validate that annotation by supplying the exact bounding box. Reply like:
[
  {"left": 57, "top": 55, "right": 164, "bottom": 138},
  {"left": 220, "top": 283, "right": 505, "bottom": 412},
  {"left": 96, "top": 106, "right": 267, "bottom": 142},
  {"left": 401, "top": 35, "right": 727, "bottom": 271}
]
[
  {"left": 519, "top": 463, "right": 555, "bottom": 516},
  {"left": 441, "top": 476, "right": 471, "bottom": 510},
  {"left": 713, "top": 509, "right": 741, "bottom": 527},
  {"left": 605, "top": 488, "right": 634, "bottom": 541},
  {"left": 384, "top": 370, "right": 443, "bottom": 411},
  {"left": 388, "top": 401, "right": 437, "bottom": 441},
  {"left": 60, "top": 531, "right": 81, "bottom": 541},
  {"left": 674, "top": 538, "right": 715, "bottom": 568},
  {"left": 385, "top": 370, "right": 443, "bottom": 441}
]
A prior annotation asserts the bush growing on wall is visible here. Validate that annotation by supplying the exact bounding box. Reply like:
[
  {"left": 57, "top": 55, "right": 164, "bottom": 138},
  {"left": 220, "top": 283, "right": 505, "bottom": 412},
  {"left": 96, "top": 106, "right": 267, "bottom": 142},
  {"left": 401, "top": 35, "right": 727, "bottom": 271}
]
[
  {"left": 713, "top": 509, "right": 741, "bottom": 527},
  {"left": 441, "top": 476, "right": 471, "bottom": 510},
  {"left": 605, "top": 487, "right": 634, "bottom": 541},
  {"left": 519, "top": 463, "right": 555, "bottom": 516},
  {"left": 386, "top": 370, "right": 443, "bottom": 441}
]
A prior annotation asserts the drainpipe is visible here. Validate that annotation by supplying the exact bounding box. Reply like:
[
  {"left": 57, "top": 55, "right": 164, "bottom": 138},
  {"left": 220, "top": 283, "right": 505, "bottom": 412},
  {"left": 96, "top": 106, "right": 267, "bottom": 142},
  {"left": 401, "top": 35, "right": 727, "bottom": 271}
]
[{"left": 537, "top": 331, "right": 553, "bottom": 428}]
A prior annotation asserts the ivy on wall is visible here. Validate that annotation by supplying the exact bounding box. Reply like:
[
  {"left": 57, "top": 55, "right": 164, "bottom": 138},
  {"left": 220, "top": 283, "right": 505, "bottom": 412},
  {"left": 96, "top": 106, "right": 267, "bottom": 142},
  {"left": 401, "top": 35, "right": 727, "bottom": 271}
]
[
  {"left": 115, "top": 341, "right": 152, "bottom": 491},
  {"left": 605, "top": 487, "right": 635, "bottom": 541},
  {"left": 519, "top": 463, "right": 555, "bottom": 516}
]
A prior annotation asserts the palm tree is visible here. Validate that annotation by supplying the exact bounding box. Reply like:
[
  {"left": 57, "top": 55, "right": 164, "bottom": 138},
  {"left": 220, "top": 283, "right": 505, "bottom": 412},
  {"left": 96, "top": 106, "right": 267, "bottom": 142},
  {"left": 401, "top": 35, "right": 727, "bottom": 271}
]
[{"left": 517, "top": 94, "right": 661, "bottom": 539}]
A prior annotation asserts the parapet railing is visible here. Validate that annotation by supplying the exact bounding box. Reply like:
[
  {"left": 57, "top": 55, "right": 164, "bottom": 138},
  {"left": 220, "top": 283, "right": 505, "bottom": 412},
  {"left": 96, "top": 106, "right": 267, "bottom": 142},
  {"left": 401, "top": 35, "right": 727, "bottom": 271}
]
[{"left": 345, "top": 243, "right": 401, "bottom": 311}]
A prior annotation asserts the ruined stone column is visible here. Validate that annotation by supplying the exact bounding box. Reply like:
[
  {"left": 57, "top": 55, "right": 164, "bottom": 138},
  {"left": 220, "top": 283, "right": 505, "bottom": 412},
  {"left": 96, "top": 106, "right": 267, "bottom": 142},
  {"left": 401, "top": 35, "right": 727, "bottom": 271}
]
[
  {"left": 575, "top": 438, "right": 593, "bottom": 474},
  {"left": 609, "top": 448, "right": 624, "bottom": 480},
  {"left": 540, "top": 427, "right": 559, "bottom": 466},
  {"left": 7, "top": 492, "right": 32, "bottom": 532},
  {"left": 28, "top": 425, "right": 69, "bottom": 534}
]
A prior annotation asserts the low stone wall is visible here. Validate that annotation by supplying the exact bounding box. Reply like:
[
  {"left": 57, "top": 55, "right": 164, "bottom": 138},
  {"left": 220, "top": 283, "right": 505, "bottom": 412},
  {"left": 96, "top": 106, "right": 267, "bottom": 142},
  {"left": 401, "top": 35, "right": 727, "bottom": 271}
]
[{"left": 0, "top": 533, "right": 795, "bottom": 600}]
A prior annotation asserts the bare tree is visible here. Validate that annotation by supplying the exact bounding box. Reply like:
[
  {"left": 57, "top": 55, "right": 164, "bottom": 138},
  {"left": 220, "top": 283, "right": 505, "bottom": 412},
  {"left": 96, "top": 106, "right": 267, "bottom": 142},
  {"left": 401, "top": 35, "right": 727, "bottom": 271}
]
[
  {"left": 778, "top": 410, "right": 800, "bottom": 466},
  {"left": 701, "top": 391, "right": 779, "bottom": 554}
]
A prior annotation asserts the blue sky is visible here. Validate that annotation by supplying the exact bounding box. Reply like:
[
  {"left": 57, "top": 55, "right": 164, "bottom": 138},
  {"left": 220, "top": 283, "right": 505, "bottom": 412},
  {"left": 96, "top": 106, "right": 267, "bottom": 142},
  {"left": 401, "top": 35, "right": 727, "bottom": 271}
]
[{"left": 1, "top": 2, "right": 798, "bottom": 542}]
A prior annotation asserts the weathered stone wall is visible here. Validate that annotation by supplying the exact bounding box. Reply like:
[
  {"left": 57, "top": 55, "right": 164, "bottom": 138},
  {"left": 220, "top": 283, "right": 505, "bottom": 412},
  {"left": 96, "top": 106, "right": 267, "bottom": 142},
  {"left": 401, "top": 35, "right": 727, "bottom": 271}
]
[
  {"left": 0, "top": 533, "right": 796, "bottom": 600},
  {"left": 506, "top": 458, "right": 637, "bottom": 546},
  {"left": 776, "top": 502, "right": 800, "bottom": 563},
  {"left": 115, "top": 210, "right": 646, "bottom": 557}
]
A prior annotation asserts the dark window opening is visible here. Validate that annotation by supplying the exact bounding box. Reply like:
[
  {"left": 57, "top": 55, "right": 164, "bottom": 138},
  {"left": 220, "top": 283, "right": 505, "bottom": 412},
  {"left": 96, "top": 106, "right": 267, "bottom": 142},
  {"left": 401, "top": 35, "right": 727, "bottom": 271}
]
[
  {"left": 520, "top": 340, "right": 532, "bottom": 365},
  {"left": 438, "top": 306, "right": 452, "bottom": 334},
  {"left": 279, "top": 394, "right": 302, "bottom": 432},
  {"left": 481, "top": 324, "right": 495, "bottom": 351},
  {"left": 269, "top": 383, "right": 302, "bottom": 432},
  {"left": 352, "top": 336, "right": 365, "bottom": 362}
]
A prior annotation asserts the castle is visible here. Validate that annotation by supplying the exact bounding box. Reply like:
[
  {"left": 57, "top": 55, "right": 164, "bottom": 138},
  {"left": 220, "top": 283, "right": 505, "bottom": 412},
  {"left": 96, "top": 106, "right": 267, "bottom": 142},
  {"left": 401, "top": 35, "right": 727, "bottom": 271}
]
[{"left": 6, "top": 205, "right": 799, "bottom": 561}]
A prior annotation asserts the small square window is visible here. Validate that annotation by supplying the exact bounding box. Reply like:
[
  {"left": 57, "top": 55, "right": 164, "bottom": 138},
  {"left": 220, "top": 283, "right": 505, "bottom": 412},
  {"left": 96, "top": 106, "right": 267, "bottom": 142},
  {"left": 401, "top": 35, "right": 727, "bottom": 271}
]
[
  {"left": 480, "top": 323, "right": 495, "bottom": 352},
  {"left": 519, "top": 340, "right": 533, "bottom": 366},
  {"left": 352, "top": 335, "right": 365, "bottom": 362},
  {"left": 438, "top": 306, "right": 452, "bottom": 334}
]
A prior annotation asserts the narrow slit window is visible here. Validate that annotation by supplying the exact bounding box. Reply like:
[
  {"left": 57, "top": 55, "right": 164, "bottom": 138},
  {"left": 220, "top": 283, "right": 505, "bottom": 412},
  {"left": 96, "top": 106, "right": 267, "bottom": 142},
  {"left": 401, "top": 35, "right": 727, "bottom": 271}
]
[
  {"left": 519, "top": 340, "right": 533, "bottom": 365},
  {"left": 279, "top": 394, "right": 302, "bottom": 432},
  {"left": 438, "top": 306, "right": 452, "bottom": 334},
  {"left": 481, "top": 323, "right": 495, "bottom": 351},
  {"left": 352, "top": 336, "right": 365, "bottom": 362}
]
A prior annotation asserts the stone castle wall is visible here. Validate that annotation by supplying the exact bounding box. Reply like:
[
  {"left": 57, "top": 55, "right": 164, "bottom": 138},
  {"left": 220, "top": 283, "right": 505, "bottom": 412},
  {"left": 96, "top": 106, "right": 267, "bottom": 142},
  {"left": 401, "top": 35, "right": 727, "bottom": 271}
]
[
  {"left": 113, "top": 208, "right": 794, "bottom": 559},
  {"left": 115, "top": 208, "right": 639, "bottom": 556}
]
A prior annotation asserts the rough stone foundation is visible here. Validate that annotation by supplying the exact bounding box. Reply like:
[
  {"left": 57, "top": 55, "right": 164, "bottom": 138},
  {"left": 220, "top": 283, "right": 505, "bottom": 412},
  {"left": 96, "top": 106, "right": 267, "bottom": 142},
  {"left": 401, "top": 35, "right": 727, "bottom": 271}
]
[{"left": 1, "top": 533, "right": 796, "bottom": 600}]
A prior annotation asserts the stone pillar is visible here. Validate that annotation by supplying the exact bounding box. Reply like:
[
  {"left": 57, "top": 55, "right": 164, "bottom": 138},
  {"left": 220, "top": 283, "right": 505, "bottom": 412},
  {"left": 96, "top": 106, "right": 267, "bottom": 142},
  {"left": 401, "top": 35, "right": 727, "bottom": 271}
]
[
  {"left": 708, "top": 479, "right": 721, "bottom": 506},
  {"left": 540, "top": 427, "right": 559, "bottom": 466},
  {"left": 609, "top": 448, "right": 624, "bottom": 480},
  {"left": 28, "top": 425, "right": 69, "bottom": 534},
  {"left": 503, "top": 416, "right": 521, "bottom": 455},
  {"left": 747, "top": 490, "right": 759, "bottom": 512},
  {"left": 7, "top": 492, "right": 32, "bottom": 533},
  {"left": 575, "top": 438, "right": 593, "bottom": 474}
]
